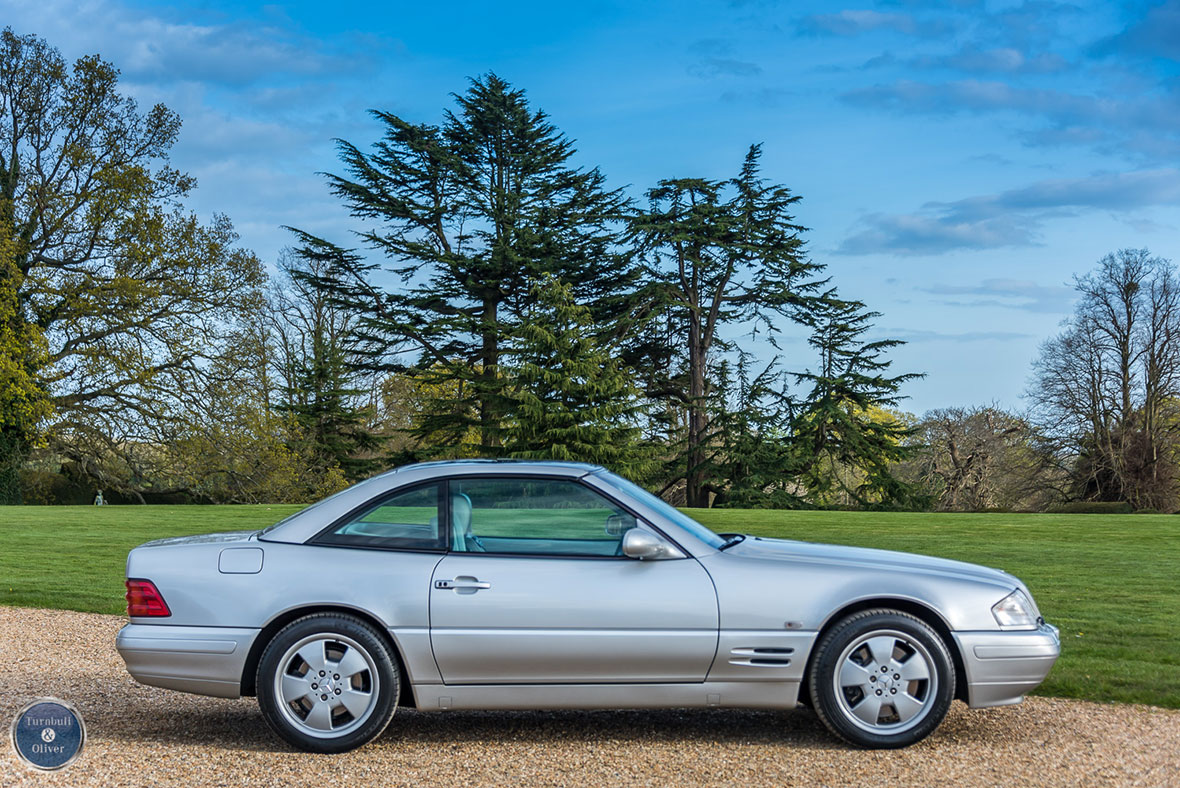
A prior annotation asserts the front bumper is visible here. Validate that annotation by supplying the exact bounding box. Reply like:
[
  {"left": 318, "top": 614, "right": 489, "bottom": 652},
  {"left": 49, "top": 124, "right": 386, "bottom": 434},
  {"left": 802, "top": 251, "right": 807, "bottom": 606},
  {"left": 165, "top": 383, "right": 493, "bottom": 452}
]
[
  {"left": 116, "top": 623, "right": 259, "bottom": 699},
  {"left": 953, "top": 622, "right": 1060, "bottom": 708}
]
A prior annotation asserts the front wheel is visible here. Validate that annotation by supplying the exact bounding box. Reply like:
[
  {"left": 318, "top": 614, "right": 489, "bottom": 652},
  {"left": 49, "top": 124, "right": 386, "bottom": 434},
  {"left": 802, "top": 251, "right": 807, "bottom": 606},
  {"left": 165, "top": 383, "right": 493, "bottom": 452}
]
[
  {"left": 257, "top": 613, "right": 399, "bottom": 753},
  {"left": 808, "top": 609, "right": 955, "bottom": 748}
]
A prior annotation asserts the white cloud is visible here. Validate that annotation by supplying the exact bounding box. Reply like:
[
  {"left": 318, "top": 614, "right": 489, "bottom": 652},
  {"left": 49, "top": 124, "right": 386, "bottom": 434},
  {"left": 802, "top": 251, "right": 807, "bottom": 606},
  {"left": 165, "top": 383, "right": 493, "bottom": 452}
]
[
  {"left": 6, "top": 0, "right": 372, "bottom": 86},
  {"left": 799, "top": 9, "right": 954, "bottom": 38},
  {"left": 839, "top": 169, "right": 1180, "bottom": 255}
]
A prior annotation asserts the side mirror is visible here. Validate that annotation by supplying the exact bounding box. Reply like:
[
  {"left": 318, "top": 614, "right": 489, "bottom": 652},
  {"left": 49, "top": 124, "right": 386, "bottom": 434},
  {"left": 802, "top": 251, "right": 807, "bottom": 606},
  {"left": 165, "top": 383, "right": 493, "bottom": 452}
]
[{"left": 622, "top": 528, "right": 686, "bottom": 560}]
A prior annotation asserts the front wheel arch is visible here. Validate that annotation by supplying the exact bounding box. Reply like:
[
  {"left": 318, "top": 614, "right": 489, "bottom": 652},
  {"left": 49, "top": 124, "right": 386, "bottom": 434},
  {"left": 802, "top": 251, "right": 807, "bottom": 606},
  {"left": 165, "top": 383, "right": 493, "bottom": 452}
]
[
  {"left": 240, "top": 605, "right": 415, "bottom": 708},
  {"left": 800, "top": 598, "right": 967, "bottom": 707}
]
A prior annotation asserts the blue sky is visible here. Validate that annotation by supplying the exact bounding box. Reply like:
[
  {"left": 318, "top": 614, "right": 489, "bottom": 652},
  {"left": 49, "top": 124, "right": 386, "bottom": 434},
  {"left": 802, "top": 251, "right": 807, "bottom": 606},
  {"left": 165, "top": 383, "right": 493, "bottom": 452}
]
[{"left": 9, "top": 0, "right": 1180, "bottom": 414}]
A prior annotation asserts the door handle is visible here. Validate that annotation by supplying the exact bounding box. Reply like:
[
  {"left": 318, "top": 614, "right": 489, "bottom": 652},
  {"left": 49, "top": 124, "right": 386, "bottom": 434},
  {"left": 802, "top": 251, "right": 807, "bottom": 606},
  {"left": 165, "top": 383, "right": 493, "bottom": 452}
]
[{"left": 435, "top": 578, "right": 491, "bottom": 590}]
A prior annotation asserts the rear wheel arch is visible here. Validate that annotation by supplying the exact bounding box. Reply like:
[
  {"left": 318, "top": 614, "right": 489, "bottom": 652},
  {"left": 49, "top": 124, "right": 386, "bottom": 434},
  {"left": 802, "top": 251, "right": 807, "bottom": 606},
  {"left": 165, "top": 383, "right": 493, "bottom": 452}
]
[
  {"left": 240, "top": 605, "right": 415, "bottom": 708},
  {"left": 801, "top": 598, "right": 968, "bottom": 706}
]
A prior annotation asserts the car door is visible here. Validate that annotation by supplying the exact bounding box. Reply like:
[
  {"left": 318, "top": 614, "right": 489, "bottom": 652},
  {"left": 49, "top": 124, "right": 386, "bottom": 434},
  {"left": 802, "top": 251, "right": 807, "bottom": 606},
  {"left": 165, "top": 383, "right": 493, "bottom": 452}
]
[{"left": 429, "top": 475, "right": 719, "bottom": 684}]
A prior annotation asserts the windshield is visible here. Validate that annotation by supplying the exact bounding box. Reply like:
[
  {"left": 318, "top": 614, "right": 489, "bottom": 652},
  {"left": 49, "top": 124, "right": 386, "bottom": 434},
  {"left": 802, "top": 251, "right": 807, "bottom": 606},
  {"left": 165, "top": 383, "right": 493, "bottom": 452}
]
[{"left": 591, "top": 470, "right": 727, "bottom": 550}]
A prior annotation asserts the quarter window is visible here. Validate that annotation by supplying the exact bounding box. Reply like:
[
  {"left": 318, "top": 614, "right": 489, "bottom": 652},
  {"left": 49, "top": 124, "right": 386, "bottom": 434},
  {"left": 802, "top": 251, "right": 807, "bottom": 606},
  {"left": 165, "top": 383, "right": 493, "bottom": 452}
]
[
  {"left": 316, "top": 483, "right": 445, "bottom": 550},
  {"left": 449, "top": 477, "right": 638, "bottom": 557}
]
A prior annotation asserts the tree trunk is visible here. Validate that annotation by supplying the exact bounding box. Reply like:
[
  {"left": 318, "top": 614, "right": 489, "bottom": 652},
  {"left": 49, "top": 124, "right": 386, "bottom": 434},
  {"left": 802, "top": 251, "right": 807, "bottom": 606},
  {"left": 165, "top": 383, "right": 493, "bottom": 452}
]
[
  {"left": 479, "top": 294, "right": 501, "bottom": 453},
  {"left": 685, "top": 311, "right": 709, "bottom": 507}
]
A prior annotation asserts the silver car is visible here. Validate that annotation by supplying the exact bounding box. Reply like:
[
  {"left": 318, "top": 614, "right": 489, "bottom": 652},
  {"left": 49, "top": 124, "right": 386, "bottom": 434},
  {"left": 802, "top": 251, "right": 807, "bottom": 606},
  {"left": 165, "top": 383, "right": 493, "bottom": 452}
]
[{"left": 116, "top": 460, "right": 1059, "bottom": 752}]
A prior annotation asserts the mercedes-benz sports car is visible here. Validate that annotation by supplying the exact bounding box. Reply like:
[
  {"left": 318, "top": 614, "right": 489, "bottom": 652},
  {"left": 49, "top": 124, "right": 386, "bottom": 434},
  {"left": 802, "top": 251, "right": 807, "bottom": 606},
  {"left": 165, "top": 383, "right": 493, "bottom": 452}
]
[{"left": 116, "top": 460, "right": 1060, "bottom": 752}]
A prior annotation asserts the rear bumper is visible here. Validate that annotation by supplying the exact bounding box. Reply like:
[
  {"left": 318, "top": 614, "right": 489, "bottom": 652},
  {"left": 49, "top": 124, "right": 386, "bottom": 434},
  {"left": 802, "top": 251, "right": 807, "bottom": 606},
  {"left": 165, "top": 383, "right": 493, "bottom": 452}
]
[
  {"left": 116, "top": 623, "right": 259, "bottom": 699},
  {"left": 953, "top": 622, "right": 1060, "bottom": 708}
]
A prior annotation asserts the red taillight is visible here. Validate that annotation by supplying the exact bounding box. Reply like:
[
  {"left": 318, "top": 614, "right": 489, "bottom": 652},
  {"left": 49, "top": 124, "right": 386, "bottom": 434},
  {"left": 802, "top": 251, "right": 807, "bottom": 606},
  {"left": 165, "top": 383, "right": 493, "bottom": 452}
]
[{"left": 125, "top": 579, "right": 171, "bottom": 617}]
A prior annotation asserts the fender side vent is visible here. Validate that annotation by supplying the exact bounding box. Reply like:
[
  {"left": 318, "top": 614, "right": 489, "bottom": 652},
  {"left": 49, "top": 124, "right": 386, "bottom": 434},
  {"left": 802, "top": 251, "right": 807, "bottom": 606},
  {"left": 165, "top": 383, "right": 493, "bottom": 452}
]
[{"left": 728, "top": 646, "right": 794, "bottom": 667}]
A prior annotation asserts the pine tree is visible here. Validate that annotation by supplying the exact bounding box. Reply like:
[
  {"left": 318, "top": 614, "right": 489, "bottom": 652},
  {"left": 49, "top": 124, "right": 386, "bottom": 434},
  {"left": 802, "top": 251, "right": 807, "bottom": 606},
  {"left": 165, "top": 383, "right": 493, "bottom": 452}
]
[
  {"left": 295, "top": 74, "right": 634, "bottom": 457},
  {"left": 502, "top": 276, "right": 653, "bottom": 478},
  {"left": 631, "top": 144, "right": 826, "bottom": 506},
  {"left": 704, "top": 355, "right": 798, "bottom": 508},
  {"left": 791, "top": 298, "right": 924, "bottom": 507},
  {"left": 272, "top": 238, "right": 383, "bottom": 481}
]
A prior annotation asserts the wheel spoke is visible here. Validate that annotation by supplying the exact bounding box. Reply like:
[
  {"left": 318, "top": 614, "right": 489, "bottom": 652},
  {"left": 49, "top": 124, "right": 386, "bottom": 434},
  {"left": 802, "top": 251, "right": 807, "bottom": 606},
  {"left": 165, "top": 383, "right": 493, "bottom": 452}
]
[
  {"left": 333, "top": 645, "right": 369, "bottom": 680},
  {"left": 850, "top": 693, "right": 884, "bottom": 725},
  {"left": 296, "top": 642, "right": 327, "bottom": 673},
  {"left": 892, "top": 691, "right": 926, "bottom": 723},
  {"left": 898, "top": 655, "right": 930, "bottom": 682},
  {"left": 281, "top": 674, "right": 310, "bottom": 705},
  {"left": 840, "top": 659, "right": 872, "bottom": 688},
  {"left": 865, "top": 636, "right": 897, "bottom": 668},
  {"left": 303, "top": 701, "right": 333, "bottom": 731},
  {"left": 335, "top": 687, "right": 372, "bottom": 719}
]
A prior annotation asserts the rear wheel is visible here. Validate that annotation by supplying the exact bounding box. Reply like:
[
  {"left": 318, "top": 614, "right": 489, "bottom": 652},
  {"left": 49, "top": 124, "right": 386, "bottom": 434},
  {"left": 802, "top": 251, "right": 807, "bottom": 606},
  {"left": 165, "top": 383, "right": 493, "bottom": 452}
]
[
  {"left": 257, "top": 613, "right": 399, "bottom": 753},
  {"left": 808, "top": 609, "right": 954, "bottom": 748}
]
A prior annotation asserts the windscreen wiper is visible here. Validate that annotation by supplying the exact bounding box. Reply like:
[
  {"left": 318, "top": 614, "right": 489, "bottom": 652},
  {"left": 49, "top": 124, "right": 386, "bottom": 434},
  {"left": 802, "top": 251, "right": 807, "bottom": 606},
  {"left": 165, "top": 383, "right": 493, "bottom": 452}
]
[{"left": 717, "top": 533, "right": 747, "bottom": 551}]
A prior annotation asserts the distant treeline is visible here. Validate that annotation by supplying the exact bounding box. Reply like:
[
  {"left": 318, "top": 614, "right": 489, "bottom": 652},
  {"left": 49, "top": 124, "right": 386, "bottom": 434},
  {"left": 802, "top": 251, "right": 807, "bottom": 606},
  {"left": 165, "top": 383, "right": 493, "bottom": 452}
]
[{"left": 4, "top": 29, "right": 1179, "bottom": 512}]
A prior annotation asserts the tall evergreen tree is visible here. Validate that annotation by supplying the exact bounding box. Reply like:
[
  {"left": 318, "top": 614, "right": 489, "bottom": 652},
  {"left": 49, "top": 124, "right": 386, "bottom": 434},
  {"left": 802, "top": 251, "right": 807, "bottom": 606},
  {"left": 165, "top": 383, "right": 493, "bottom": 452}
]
[
  {"left": 792, "top": 298, "right": 923, "bottom": 507},
  {"left": 702, "top": 355, "right": 797, "bottom": 507},
  {"left": 631, "top": 144, "right": 826, "bottom": 506},
  {"left": 272, "top": 238, "right": 383, "bottom": 481},
  {"left": 295, "top": 74, "right": 634, "bottom": 457},
  {"left": 502, "top": 275, "right": 653, "bottom": 477}
]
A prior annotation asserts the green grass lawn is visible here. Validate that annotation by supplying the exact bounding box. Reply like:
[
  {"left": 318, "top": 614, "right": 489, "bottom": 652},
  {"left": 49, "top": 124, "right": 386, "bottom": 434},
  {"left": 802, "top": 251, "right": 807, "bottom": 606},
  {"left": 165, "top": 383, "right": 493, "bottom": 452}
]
[{"left": 1, "top": 505, "right": 1176, "bottom": 709}]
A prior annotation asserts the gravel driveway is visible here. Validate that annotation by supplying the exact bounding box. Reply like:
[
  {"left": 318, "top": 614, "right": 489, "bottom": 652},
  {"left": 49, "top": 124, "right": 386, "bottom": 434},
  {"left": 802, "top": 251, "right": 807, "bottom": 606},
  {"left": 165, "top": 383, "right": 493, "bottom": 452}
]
[{"left": 2, "top": 607, "right": 1177, "bottom": 787}]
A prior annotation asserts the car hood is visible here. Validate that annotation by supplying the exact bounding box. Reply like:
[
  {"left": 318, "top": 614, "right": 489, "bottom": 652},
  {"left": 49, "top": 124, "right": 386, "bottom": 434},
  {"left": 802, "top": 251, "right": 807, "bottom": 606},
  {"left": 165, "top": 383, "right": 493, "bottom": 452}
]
[
  {"left": 725, "top": 535, "right": 1016, "bottom": 588},
  {"left": 136, "top": 531, "right": 258, "bottom": 549}
]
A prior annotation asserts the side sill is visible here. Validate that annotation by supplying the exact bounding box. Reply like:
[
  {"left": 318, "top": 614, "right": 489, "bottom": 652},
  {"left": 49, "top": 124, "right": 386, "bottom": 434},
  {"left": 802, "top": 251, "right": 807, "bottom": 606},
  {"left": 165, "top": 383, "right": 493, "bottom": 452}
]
[{"left": 411, "top": 681, "right": 801, "bottom": 712}]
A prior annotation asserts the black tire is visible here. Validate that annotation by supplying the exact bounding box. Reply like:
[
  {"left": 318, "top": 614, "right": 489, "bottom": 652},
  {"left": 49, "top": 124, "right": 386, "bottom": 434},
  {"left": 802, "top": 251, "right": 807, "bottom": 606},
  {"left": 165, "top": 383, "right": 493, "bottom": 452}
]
[
  {"left": 808, "top": 609, "right": 954, "bottom": 749},
  {"left": 257, "top": 613, "right": 400, "bottom": 753}
]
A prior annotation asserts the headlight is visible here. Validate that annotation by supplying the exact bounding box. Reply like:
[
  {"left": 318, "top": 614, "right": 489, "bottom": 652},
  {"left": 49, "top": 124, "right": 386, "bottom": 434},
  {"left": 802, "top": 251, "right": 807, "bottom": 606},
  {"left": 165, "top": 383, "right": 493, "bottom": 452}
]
[{"left": 992, "top": 589, "right": 1036, "bottom": 628}]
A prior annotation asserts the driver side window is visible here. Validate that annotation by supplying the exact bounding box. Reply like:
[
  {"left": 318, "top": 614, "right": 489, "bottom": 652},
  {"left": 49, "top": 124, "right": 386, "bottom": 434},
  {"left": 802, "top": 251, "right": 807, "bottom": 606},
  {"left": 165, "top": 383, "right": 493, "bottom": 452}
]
[{"left": 449, "top": 477, "right": 637, "bottom": 557}]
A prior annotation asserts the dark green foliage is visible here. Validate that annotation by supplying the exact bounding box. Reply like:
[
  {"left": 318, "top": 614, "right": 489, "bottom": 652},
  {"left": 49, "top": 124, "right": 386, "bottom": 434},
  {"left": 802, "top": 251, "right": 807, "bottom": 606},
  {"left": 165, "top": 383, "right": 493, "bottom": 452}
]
[
  {"left": 303, "top": 74, "right": 635, "bottom": 456},
  {"left": 502, "top": 275, "right": 654, "bottom": 477},
  {"left": 630, "top": 145, "right": 826, "bottom": 506},
  {"left": 792, "top": 298, "right": 925, "bottom": 508},
  {"left": 0, "top": 431, "right": 23, "bottom": 503},
  {"left": 274, "top": 238, "right": 384, "bottom": 481},
  {"left": 699, "top": 356, "right": 799, "bottom": 508}
]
